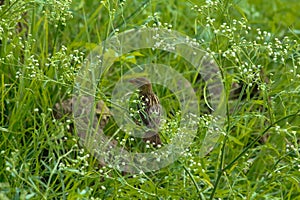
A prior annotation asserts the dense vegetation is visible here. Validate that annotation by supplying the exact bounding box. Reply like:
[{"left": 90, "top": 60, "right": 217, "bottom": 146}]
[{"left": 1, "top": 0, "right": 300, "bottom": 199}]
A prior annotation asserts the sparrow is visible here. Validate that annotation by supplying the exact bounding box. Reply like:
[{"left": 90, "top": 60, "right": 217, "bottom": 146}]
[{"left": 129, "top": 77, "right": 162, "bottom": 146}]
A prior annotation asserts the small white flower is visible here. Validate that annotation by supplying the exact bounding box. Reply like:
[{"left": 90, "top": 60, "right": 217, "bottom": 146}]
[{"left": 101, "top": 186, "right": 106, "bottom": 190}]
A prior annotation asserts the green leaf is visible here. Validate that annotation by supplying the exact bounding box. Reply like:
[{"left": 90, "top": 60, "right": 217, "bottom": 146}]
[{"left": 228, "top": 135, "right": 244, "bottom": 146}]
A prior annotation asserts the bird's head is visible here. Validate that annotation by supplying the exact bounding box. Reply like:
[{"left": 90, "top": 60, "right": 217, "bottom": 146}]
[{"left": 129, "top": 77, "right": 153, "bottom": 94}]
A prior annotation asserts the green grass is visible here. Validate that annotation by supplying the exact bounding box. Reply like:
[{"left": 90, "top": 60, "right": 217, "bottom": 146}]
[{"left": 1, "top": 0, "right": 300, "bottom": 199}]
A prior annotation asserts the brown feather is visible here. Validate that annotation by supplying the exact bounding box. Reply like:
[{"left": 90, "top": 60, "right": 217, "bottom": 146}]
[{"left": 129, "top": 77, "right": 162, "bottom": 146}]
